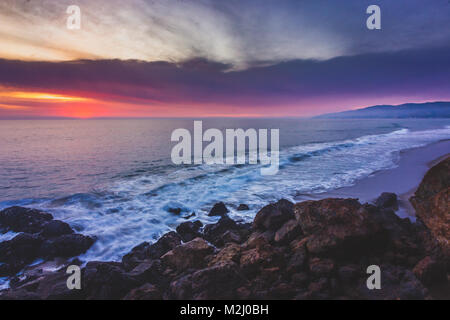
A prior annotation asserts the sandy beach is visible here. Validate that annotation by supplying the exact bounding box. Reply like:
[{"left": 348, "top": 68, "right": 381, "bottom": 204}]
[{"left": 296, "top": 139, "right": 450, "bottom": 219}]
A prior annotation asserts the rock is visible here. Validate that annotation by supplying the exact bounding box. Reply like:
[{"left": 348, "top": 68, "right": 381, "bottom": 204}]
[
  {"left": 291, "top": 272, "right": 309, "bottom": 286},
  {"left": 0, "top": 265, "right": 84, "bottom": 300},
  {"left": 161, "top": 238, "right": 214, "bottom": 272},
  {"left": 167, "top": 207, "right": 182, "bottom": 215},
  {"left": 176, "top": 221, "right": 202, "bottom": 242},
  {"left": 375, "top": 192, "right": 398, "bottom": 210},
  {"left": 0, "top": 206, "right": 94, "bottom": 277},
  {"left": 410, "top": 157, "right": 450, "bottom": 256},
  {"left": 337, "top": 265, "right": 360, "bottom": 283},
  {"left": 286, "top": 244, "right": 307, "bottom": 274},
  {"left": 203, "top": 216, "right": 239, "bottom": 246},
  {"left": 208, "top": 202, "right": 229, "bottom": 217},
  {"left": 127, "top": 259, "right": 167, "bottom": 287},
  {"left": 268, "top": 282, "right": 295, "bottom": 299},
  {"left": 123, "top": 283, "right": 162, "bottom": 300},
  {"left": 208, "top": 243, "right": 241, "bottom": 267},
  {"left": 41, "top": 220, "right": 74, "bottom": 238},
  {"left": 0, "top": 207, "right": 53, "bottom": 234},
  {"left": 294, "top": 198, "right": 380, "bottom": 256},
  {"left": 274, "top": 219, "right": 302, "bottom": 244},
  {"left": 309, "top": 258, "right": 335, "bottom": 277},
  {"left": 40, "top": 234, "right": 95, "bottom": 259},
  {"left": 83, "top": 262, "right": 139, "bottom": 300},
  {"left": 412, "top": 157, "right": 450, "bottom": 199},
  {"left": 170, "top": 262, "right": 246, "bottom": 299},
  {"left": 239, "top": 243, "right": 281, "bottom": 275},
  {"left": 367, "top": 204, "right": 423, "bottom": 265},
  {"left": 245, "top": 230, "right": 275, "bottom": 248},
  {"left": 413, "top": 256, "right": 447, "bottom": 286},
  {"left": 122, "top": 231, "right": 182, "bottom": 270},
  {"left": 221, "top": 230, "right": 242, "bottom": 244},
  {"left": 237, "top": 204, "right": 250, "bottom": 211},
  {"left": 253, "top": 199, "right": 294, "bottom": 231},
  {"left": 0, "top": 233, "right": 44, "bottom": 276},
  {"left": 355, "top": 265, "right": 427, "bottom": 300},
  {"left": 183, "top": 212, "right": 196, "bottom": 219},
  {"left": 307, "top": 278, "right": 329, "bottom": 299}
]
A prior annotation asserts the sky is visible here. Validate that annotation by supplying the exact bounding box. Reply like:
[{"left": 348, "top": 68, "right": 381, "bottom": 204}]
[{"left": 0, "top": 0, "right": 449, "bottom": 118}]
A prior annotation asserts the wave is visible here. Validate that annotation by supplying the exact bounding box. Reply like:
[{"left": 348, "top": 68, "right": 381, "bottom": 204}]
[{"left": 1, "top": 126, "right": 449, "bottom": 262}]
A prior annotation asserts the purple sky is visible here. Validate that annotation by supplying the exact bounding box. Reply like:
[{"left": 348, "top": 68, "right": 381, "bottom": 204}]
[{"left": 0, "top": 0, "right": 449, "bottom": 118}]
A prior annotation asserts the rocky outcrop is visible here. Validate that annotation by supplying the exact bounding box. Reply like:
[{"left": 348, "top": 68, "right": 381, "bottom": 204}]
[
  {"left": 0, "top": 207, "right": 95, "bottom": 277},
  {"left": 1, "top": 159, "right": 449, "bottom": 300},
  {"left": 410, "top": 157, "right": 450, "bottom": 257},
  {"left": 294, "top": 198, "right": 381, "bottom": 256}
]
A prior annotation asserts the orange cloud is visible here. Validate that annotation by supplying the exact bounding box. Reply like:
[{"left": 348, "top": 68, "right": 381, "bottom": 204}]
[{"left": 0, "top": 90, "right": 91, "bottom": 103}]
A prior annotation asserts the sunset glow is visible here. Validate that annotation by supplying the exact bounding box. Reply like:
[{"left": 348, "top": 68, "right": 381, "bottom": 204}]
[
  {"left": 0, "top": 91, "right": 91, "bottom": 105},
  {"left": 3, "top": 91, "right": 90, "bottom": 102},
  {"left": 0, "top": 0, "right": 449, "bottom": 119}
]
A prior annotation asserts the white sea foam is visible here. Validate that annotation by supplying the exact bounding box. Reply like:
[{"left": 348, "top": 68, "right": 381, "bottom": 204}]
[{"left": 0, "top": 231, "right": 18, "bottom": 242}]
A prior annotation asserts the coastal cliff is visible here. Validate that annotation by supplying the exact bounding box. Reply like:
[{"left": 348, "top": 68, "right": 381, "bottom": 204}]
[{"left": 0, "top": 157, "right": 448, "bottom": 300}]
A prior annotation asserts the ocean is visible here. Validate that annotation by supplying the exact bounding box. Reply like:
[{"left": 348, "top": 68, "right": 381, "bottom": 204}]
[{"left": 0, "top": 118, "right": 449, "bottom": 262}]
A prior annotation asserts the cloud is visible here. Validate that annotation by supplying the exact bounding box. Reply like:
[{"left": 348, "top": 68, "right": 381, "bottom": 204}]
[
  {"left": 0, "top": 0, "right": 449, "bottom": 68},
  {"left": 0, "top": 45, "right": 449, "bottom": 118}
]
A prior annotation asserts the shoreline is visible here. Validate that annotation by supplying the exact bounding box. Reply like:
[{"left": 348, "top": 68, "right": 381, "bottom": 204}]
[
  {"left": 294, "top": 139, "right": 450, "bottom": 219},
  {"left": 1, "top": 146, "right": 449, "bottom": 299}
]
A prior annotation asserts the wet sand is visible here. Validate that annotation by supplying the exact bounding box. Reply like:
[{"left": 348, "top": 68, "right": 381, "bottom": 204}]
[{"left": 295, "top": 140, "right": 450, "bottom": 219}]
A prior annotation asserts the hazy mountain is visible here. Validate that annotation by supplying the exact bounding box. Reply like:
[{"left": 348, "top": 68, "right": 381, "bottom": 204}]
[{"left": 315, "top": 102, "right": 450, "bottom": 119}]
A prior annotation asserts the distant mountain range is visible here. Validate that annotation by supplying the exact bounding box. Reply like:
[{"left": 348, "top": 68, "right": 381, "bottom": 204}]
[{"left": 315, "top": 102, "right": 450, "bottom": 119}]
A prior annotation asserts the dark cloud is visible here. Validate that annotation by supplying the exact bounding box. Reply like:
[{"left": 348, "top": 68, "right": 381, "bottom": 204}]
[{"left": 0, "top": 45, "right": 449, "bottom": 111}]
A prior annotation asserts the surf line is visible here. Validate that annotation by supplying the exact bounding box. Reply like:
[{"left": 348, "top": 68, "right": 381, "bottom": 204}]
[{"left": 171, "top": 120, "right": 279, "bottom": 175}]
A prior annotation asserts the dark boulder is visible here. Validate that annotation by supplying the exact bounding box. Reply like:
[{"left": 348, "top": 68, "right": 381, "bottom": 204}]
[
  {"left": 0, "top": 207, "right": 53, "bottom": 234},
  {"left": 122, "top": 231, "right": 182, "bottom": 270},
  {"left": 208, "top": 202, "right": 229, "bottom": 217},
  {"left": 274, "top": 219, "right": 302, "bottom": 244},
  {"left": 170, "top": 262, "right": 246, "bottom": 299},
  {"left": 161, "top": 238, "right": 214, "bottom": 272},
  {"left": 337, "top": 264, "right": 361, "bottom": 284},
  {"left": 203, "top": 216, "right": 250, "bottom": 247},
  {"left": 82, "top": 261, "right": 139, "bottom": 300},
  {"left": 375, "top": 192, "right": 398, "bottom": 210},
  {"left": 126, "top": 259, "right": 168, "bottom": 287},
  {"left": 39, "top": 234, "right": 95, "bottom": 259},
  {"left": 294, "top": 198, "right": 381, "bottom": 256},
  {"left": 354, "top": 265, "right": 427, "bottom": 300},
  {"left": 237, "top": 204, "right": 250, "bottom": 211},
  {"left": 176, "top": 221, "right": 203, "bottom": 242},
  {"left": 0, "top": 233, "right": 44, "bottom": 276},
  {"left": 253, "top": 199, "right": 294, "bottom": 231},
  {"left": 41, "top": 220, "right": 74, "bottom": 238},
  {"left": 0, "top": 264, "right": 84, "bottom": 300},
  {"left": 413, "top": 256, "right": 447, "bottom": 286},
  {"left": 167, "top": 207, "right": 182, "bottom": 215},
  {"left": 309, "top": 257, "right": 335, "bottom": 277},
  {"left": 123, "top": 283, "right": 162, "bottom": 300},
  {"left": 204, "top": 216, "right": 237, "bottom": 244}
]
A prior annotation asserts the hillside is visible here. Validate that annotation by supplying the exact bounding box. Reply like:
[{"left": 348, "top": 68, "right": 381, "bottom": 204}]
[{"left": 315, "top": 102, "right": 450, "bottom": 119}]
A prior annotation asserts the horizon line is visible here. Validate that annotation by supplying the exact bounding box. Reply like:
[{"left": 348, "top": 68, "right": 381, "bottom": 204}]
[{"left": 1, "top": 100, "right": 449, "bottom": 120}]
